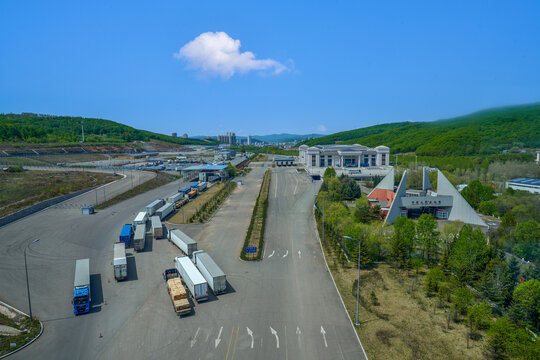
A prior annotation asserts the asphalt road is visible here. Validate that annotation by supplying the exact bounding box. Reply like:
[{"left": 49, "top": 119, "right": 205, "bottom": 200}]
[{"left": 0, "top": 166, "right": 366, "bottom": 359}]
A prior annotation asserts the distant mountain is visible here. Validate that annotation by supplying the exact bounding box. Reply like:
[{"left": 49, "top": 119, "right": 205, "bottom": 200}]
[
  {"left": 0, "top": 113, "right": 213, "bottom": 145},
  {"left": 251, "top": 133, "right": 323, "bottom": 143},
  {"left": 298, "top": 103, "right": 540, "bottom": 156}
]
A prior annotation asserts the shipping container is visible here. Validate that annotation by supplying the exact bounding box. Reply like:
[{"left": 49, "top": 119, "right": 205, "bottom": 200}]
[
  {"left": 193, "top": 250, "right": 226, "bottom": 294},
  {"left": 119, "top": 224, "right": 132, "bottom": 246},
  {"left": 168, "top": 193, "right": 183, "bottom": 204},
  {"left": 133, "top": 212, "right": 148, "bottom": 226},
  {"left": 113, "top": 242, "right": 127, "bottom": 281},
  {"left": 174, "top": 256, "right": 208, "bottom": 301},
  {"left": 156, "top": 202, "right": 174, "bottom": 220},
  {"left": 151, "top": 216, "right": 163, "bottom": 239},
  {"left": 133, "top": 224, "right": 146, "bottom": 251},
  {"left": 196, "top": 182, "right": 207, "bottom": 192},
  {"left": 169, "top": 229, "right": 197, "bottom": 257},
  {"left": 145, "top": 199, "right": 165, "bottom": 216}
]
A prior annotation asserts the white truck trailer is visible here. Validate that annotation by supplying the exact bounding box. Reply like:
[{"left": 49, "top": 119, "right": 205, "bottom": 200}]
[
  {"left": 113, "top": 242, "right": 127, "bottom": 281},
  {"left": 133, "top": 211, "right": 148, "bottom": 226},
  {"left": 167, "top": 192, "right": 183, "bottom": 204},
  {"left": 169, "top": 229, "right": 197, "bottom": 257},
  {"left": 151, "top": 216, "right": 163, "bottom": 239},
  {"left": 156, "top": 202, "right": 174, "bottom": 220},
  {"left": 133, "top": 224, "right": 146, "bottom": 252},
  {"left": 196, "top": 182, "right": 207, "bottom": 192},
  {"left": 174, "top": 256, "right": 208, "bottom": 302},
  {"left": 193, "top": 250, "right": 226, "bottom": 294},
  {"left": 146, "top": 199, "right": 165, "bottom": 216}
]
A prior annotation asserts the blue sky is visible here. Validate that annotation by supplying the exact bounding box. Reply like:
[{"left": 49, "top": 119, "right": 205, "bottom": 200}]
[{"left": 1, "top": 1, "right": 539, "bottom": 136}]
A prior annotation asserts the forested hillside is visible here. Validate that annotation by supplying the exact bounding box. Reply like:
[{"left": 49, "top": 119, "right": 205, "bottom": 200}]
[
  {"left": 0, "top": 113, "right": 211, "bottom": 145},
  {"left": 299, "top": 103, "right": 540, "bottom": 156}
]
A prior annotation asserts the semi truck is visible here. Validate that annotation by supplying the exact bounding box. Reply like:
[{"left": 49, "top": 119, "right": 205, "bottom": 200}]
[
  {"left": 163, "top": 268, "right": 191, "bottom": 316},
  {"left": 119, "top": 224, "right": 132, "bottom": 246},
  {"left": 174, "top": 256, "right": 208, "bottom": 302},
  {"left": 187, "top": 189, "right": 197, "bottom": 199},
  {"left": 169, "top": 229, "right": 197, "bottom": 257},
  {"left": 133, "top": 224, "right": 146, "bottom": 252},
  {"left": 151, "top": 216, "right": 163, "bottom": 239},
  {"left": 146, "top": 199, "right": 165, "bottom": 216},
  {"left": 168, "top": 192, "right": 183, "bottom": 204},
  {"left": 133, "top": 212, "right": 148, "bottom": 226},
  {"left": 73, "top": 259, "right": 91, "bottom": 315},
  {"left": 113, "top": 242, "right": 128, "bottom": 281},
  {"left": 193, "top": 250, "right": 227, "bottom": 294},
  {"left": 196, "top": 182, "right": 207, "bottom": 192},
  {"left": 175, "top": 198, "right": 188, "bottom": 209},
  {"left": 156, "top": 202, "right": 174, "bottom": 220}
]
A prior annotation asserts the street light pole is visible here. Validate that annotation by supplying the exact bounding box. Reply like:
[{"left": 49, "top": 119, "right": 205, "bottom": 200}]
[
  {"left": 344, "top": 235, "right": 361, "bottom": 326},
  {"left": 24, "top": 238, "right": 40, "bottom": 321}
]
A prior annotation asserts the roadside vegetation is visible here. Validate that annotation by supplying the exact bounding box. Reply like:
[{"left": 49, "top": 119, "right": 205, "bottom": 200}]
[
  {"left": 0, "top": 153, "right": 109, "bottom": 167},
  {"left": 315, "top": 169, "right": 540, "bottom": 359},
  {"left": 0, "top": 169, "right": 119, "bottom": 217},
  {"left": 95, "top": 172, "right": 179, "bottom": 210},
  {"left": 0, "top": 310, "right": 41, "bottom": 356},
  {"left": 168, "top": 181, "right": 236, "bottom": 224},
  {"left": 241, "top": 169, "right": 271, "bottom": 260},
  {"left": 249, "top": 153, "right": 268, "bottom": 162}
]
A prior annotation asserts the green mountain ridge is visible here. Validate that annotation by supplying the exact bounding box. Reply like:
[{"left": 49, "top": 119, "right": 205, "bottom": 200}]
[
  {"left": 299, "top": 103, "right": 540, "bottom": 156},
  {"left": 0, "top": 113, "right": 212, "bottom": 146}
]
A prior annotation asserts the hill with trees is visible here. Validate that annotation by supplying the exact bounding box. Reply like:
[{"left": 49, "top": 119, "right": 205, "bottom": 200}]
[
  {"left": 299, "top": 103, "right": 540, "bottom": 156},
  {"left": 0, "top": 113, "right": 212, "bottom": 145}
]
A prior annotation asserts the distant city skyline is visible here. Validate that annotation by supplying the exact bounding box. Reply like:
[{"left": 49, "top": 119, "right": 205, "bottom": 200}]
[{"left": 1, "top": 1, "right": 539, "bottom": 136}]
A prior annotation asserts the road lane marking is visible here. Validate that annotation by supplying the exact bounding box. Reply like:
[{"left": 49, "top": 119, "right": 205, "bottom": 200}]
[
  {"left": 190, "top": 327, "right": 200, "bottom": 348},
  {"left": 231, "top": 326, "right": 240, "bottom": 360},
  {"left": 274, "top": 173, "right": 278, "bottom": 199},
  {"left": 293, "top": 177, "right": 299, "bottom": 195},
  {"left": 296, "top": 326, "right": 301, "bottom": 346},
  {"left": 268, "top": 250, "right": 274, "bottom": 258},
  {"left": 246, "top": 327, "right": 254, "bottom": 349},
  {"left": 298, "top": 251, "right": 301, "bottom": 259},
  {"left": 206, "top": 332, "right": 210, "bottom": 342},
  {"left": 270, "top": 326, "right": 280, "bottom": 348},
  {"left": 225, "top": 326, "right": 235, "bottom": 360},
  {"left": 215, "top": 326, "right": 223, "bottom": 348},
  {"left": 282, "top": 250, "right": 288, "bottom": 258},
  {"left": 320, "top": 326, "right": 328, "bottom": 347}
]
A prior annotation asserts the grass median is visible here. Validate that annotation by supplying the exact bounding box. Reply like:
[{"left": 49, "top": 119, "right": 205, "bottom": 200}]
[
  {"left": 0, "top": 310, "right": 41, "bottom": 356},
  {"left": 95, "top": 172, "right": 179, "bottom": 210},
  {"left": 241, "top": 169, "right": 271, "bottom": 260}
]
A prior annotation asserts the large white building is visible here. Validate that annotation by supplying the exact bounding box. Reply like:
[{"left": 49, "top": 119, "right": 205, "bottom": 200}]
[{"left": 299, "top": 144, "right": 390, "bottom": 169}]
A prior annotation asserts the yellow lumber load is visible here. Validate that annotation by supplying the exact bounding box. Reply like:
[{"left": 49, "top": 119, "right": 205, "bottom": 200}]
[{"left": 167, "top": 278, "right": 191, "bottom": 315}]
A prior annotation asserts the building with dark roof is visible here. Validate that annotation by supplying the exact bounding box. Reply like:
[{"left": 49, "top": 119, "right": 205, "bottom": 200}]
[{"left": 506, "top": 178, "right": 540, "bottom": 194}]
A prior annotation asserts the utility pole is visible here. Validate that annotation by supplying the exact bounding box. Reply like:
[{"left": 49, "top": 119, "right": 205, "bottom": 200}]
[
  {"left": 343, "top": 235, "right": 361, "bottom": 326},
  {"left": 81, "top": 121, "right": 85, "bottom": 143},
  {"left": 24, "top": 238, "right": 40, "bottom": 321}
]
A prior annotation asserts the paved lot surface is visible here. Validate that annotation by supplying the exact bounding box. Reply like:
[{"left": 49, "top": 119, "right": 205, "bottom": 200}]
[{"left": 0, "top": 166, "right": 365, "bottom": 360}]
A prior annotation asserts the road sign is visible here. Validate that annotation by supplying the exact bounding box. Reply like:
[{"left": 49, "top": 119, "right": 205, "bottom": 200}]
[{"left": 245, "top": 247, "right": 257, "bottom": 254}]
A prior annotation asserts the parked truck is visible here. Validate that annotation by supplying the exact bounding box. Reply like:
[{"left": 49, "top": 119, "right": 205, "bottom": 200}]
[
  {"left": 156, "top": 202, "right": 174, "bottom": 220},
  {"left": 113, "top": 242, "right": 128, "bottom": 281},
  {"left": 169, "top": 229, "right": 197, "bottom": 257},
  {"left": 163, "top": 268, "right": 191, "bottom": 316},
  {"left": 133, "top": 211, "right": 148, "bottom": 226},
  {"left": 193, "top": 250, "right": 227, "bottom": 294},
  {"left": 174, "top": 256, "right": 208, "bottom": 302},
  {"left": 119, "top": 224, "right": 133, "bottom": 246},
  {"left": 168, "top": 192, "right": 183, "bottom": 204},
  {"left": 73, "top": 259, "right": 91, "bottom": 315},
  {"left": 175, "top": 198, "right": 189, "bottom": 209},
  {"left": 196, "top": 182, "right": 207, "bottom": 192},
  {"left": 133, "top": 224, "right": 146, "bottom": 252},
  {"left": 187, "top": 189, "right": 197, "bottom": 199},
  {"left": 146, "top": 199, "right": 165, "bottom": 216},
  {"left": 151, "top": 216, "right": 163, "bottom": 239}
]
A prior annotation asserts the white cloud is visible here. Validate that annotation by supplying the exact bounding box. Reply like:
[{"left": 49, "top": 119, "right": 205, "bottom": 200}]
[
  {"left": 316, "top": 125, "right": 327, "bottom": 133},
  {"left": 174, "top": 32, "right": 287, "bottom": 78}
]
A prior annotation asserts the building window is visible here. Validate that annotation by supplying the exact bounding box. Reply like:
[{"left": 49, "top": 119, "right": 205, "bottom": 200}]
[
  {"left": 327, "top": 157, "right": 332, "bottom": 166},
  {"left": 311, "top": 155, "right": 316, "bottom": 167},
  {"left": 363, "top": 155, "right": 369, "bottom": 165},
  {"left": 320, "top": 155, "right": 325, "bottom": 167},
  {"left": 371, "top": 155, "right": 376, "bottom": 166},
  {"left": 381, "top": 154, "right": 386, "bottom": 165}
]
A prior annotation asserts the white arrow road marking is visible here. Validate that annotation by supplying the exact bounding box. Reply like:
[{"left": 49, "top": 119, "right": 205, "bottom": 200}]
[
  {"left": 205, "top": 332, "right": 210, "bottom": 342},
  {"left": 270, "top": 326, "right": 280, "bottom": 348},
  {"left": 246, "top": 327, "right": 254, "bottom": 349},
  {"left": 268, "top": 250, "right": 274, "bottom": 258},
  {"left": 298, "top": 251, "right": 301, "bottom": 259},
  {"left": 190, "top": 327, "right": 200, "bottom": 348},
  {"left": 320, "top": 326, "right": 328, "bottom": 348},
  {"left": 296, "top": 326, "right": 301, "bottom": 345},
  {"left": 215, "top": 326, "right": 223, "bottom": 348},
  {"left": 283, "top": 250, "right": 289, "bottom": 258}
]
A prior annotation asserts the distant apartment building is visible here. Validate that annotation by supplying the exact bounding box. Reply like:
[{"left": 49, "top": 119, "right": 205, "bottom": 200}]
[
  {"left": 217, "top": 132, "right": 237, "bottom": 145},
  {"left": 299, "top": 144, "right": 390, "bottom": 169},
  {"left": 247, "top": 135, "right": 252, "bottom": 145}
]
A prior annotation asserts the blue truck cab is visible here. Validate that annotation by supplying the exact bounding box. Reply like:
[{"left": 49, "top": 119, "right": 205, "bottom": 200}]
[{"left": 73, "top": 259, "right": 91, "bottom": 315}]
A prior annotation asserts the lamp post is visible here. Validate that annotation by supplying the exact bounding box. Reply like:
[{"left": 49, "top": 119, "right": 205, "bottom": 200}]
[
  {"left": 24, "top": 238, "right": 40, "bottom": 321},
  {"left": 343, "top": 235, "right": 361, "bottom": 326},
  {"left": 314, "top": 194, "right": 325, "bottom": 244}
]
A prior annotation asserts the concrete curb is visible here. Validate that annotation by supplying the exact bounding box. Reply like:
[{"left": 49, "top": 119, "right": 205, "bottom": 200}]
[
  {"left": 0, "top": 301, "right": 44, "bottom": 359},
  {"left": 312, "top": 205, "right": 369, "bottom": 360}
]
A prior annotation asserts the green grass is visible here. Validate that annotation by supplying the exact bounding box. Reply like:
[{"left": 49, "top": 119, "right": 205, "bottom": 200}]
[
  {"left": 0, "top": 170, "right": 120, "bottom": 217},
  {"left": 95, "top": 172, "right": 179, "bottom": 210},
  {"left": 0, "top": 313, "right": 41, "bottom": 356}
]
